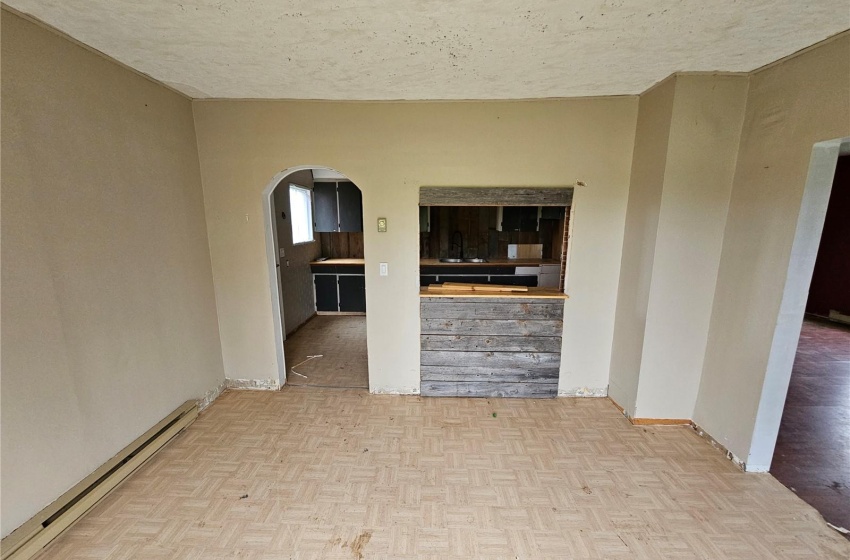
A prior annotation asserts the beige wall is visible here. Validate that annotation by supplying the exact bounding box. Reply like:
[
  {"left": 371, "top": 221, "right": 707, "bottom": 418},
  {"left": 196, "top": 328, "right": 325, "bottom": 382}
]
[
  {"left": 192, "top": 98, "right": 639, "bottom": 393},
  {"left": 634, "top": 75, "right": 749, "bottom": 419},
  {"left": 608, "top": 78, "right": 676, "bottom": 414},
  {"left": 271, "top": 170, "right": 321, "bottom": 335},
  {"left": 693, "top": 34, "right": 850, "bottom": 464},
  {"left": 1, "top": 11, "right": 225, "bottom": 537}
]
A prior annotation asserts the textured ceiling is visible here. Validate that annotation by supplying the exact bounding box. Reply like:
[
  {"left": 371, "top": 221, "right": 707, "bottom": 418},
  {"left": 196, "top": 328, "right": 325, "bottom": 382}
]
[{"left": 5, "top": 1, "right": 849, "bottom": 99}]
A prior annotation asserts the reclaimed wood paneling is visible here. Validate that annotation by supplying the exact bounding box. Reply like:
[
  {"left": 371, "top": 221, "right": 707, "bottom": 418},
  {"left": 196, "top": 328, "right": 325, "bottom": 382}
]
[
  {"left": 421, "top": 381, "right": 558, "bottom": 398},
  {"left": 420, "top": 318, "right": 563, "bottom": 336},
  {"left": 421, "top": 334, "right": 562, "bottom": 353},
  {"left": 420, "top": 187, "right": 573, "bottom": 206},
  {"left": 420, "top": 296, "right": 563, "bottom": 398},
  {"left": 420, "top": 302, "right": 564, "bottom": 320},
  {"left": 421, "top": 366, "right": 559, "bottom": 382},
  {"left": 319, "top": 232, "right": 364, "bottom": 258},
  {"left": 420, "top": 350, "right": 561, "bottom": 369}
]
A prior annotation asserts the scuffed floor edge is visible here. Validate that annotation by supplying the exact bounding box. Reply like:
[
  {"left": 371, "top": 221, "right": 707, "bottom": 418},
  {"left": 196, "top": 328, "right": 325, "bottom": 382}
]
[
  {"left": 197, "top": 379, "right": 228, "bottom": 411},
  {"left": 690, "top": 421, "right": 748, "bottom": 471},
  {"left": 227, "top": 378, "right": 281, "bottom": 391},
  {"left": 371, "top": 387, "right": 420, "bottom": 395},
  {"left": 558, "top": 386, "right": 608, "bottom": 397}
]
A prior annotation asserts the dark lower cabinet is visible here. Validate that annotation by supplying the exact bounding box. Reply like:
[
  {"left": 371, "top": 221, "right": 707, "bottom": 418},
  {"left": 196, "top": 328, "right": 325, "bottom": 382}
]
[
  {"left": 314, "top": 274, "right": 339, "bottom": 312},
  {"left": 490, "top": 275, "right": 538, "bottom": 287},
  {"left": 313, "top": 272, "right": 366, "bottom": 312},
  {"left": 338, "top": 275, "right": 366, "bottom": 312},
  {"left": 418, "top": 266, "right": 539, "bottom": 287}
]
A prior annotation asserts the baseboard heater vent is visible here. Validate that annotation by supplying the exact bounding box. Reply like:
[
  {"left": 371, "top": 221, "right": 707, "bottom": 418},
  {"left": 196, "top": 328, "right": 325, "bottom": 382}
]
[{"left": 1, "top": 401, "right": 198, "bottom": 560}]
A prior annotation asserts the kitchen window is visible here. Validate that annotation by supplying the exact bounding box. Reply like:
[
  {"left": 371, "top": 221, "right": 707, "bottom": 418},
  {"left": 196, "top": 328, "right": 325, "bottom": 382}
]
[{"left": 289, "top": 184, "right": 314, "bottom": 244}]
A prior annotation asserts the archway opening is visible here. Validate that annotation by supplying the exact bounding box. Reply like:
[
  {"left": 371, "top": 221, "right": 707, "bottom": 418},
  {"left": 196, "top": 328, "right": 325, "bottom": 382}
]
[{"left": 262, "top": 166, "right": 369, "bottom": 390}]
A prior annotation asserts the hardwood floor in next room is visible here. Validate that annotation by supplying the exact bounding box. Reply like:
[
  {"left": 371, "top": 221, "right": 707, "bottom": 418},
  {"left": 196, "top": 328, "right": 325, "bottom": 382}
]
[
  {"left": 283, "top": 315, "right": 368, "bottom": 389},
  {"left": 771, "top": 317, "right": 850, "bottom": 535}
]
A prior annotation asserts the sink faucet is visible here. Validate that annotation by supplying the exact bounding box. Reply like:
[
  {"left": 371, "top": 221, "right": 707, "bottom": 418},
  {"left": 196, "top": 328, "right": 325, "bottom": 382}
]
[{"left": 451, "top": 231, "right": 464, "bottom": 260}]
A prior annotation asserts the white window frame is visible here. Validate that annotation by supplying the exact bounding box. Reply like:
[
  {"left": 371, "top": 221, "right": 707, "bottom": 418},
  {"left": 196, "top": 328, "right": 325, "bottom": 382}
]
[{"left": 289, "top": 184, "right": 314, "bottom": 245}]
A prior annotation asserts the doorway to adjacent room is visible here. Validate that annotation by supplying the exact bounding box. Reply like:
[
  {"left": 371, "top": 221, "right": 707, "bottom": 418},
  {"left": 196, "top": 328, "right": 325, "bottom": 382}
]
[
  {"left": 769, "top": 153, "right": 850, "bottom": 533},
  {"left": 263, "top": 166, "right": 369, "bottom": 390}
]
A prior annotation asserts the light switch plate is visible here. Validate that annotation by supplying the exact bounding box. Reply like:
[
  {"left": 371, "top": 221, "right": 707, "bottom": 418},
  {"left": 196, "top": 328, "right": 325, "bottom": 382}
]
[
  {"left": 377, "top": 217, "right": 388, "bottom": 232},
  {"left": 379, "top": 262, "right": 388, "bottom": 276}
]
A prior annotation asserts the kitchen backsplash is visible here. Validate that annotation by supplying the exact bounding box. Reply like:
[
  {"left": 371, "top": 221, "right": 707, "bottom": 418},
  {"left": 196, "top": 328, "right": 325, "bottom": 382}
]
[{"left": 320, "top": 232, "right": 364, "bottom": 259}]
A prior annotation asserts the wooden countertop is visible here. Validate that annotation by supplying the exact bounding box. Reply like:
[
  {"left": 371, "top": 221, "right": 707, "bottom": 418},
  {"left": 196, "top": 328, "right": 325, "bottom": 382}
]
[
  {"left": 420, "top": 287, "right": 568, "bottom": 299},
  {"left": 420, "top": 258, "right": 560, "bottom": 267},
  {"left": 309, "top": 258, "right": 365, "bottom": 266}
]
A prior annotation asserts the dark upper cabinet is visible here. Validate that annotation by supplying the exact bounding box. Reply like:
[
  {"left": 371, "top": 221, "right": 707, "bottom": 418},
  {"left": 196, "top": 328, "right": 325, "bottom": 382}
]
[
  {"left": 541, "top": 206, "right": 566, "bottom": 220},
  {"left": 313, "top": 182, "right": 339, "bottom": 232},
  {"left": 501, "top": 206, "right": 539, "bottom": 232},
  {"left": 337, "top": 181, "right": 363, "bottom": 232},
  {"left": 313, "top": 180, "right": 363, "bottom": 233}
]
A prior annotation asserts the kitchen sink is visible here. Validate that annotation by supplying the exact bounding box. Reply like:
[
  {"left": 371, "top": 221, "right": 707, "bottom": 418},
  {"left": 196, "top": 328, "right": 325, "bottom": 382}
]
[{"left": 437, "top": 257, "right": 488, "bottom": 263}]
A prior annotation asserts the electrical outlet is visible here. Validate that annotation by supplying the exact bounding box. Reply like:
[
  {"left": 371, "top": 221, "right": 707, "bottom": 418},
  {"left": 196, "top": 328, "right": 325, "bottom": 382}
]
[
  {"left": 279, "top": 247, "right": 285, "bottom": 258},
  {"left": 286, "top": 260, "right": 290, "bottom": 267},
  {"left": 379, "top": 262, "right": 388, "bottom": 276}
]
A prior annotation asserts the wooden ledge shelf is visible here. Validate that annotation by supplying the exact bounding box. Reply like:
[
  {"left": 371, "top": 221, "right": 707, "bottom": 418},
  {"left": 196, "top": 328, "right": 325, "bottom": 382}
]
[
  {"left": 420, "top": 287, "right": 568, "bottom": 299},
  {"left": 309, "top": 258, "right": 365, "bottom": 266}
]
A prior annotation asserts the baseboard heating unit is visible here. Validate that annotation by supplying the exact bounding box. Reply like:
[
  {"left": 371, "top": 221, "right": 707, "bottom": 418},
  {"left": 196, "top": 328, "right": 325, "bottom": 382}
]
[{"left": 1, "top": 401, "right": 198, "bottom": 560}]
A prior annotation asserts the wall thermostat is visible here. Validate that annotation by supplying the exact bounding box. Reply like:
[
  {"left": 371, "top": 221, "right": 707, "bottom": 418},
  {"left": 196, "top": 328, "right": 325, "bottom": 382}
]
[{"left": 377, "top": 217, "right": 388, "bottom": 232}]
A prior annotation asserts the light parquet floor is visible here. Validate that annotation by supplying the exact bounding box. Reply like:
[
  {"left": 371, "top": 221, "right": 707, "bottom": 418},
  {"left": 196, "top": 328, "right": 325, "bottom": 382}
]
[{"left": 36, "top": 389, "right": 850, "bottom": 559}]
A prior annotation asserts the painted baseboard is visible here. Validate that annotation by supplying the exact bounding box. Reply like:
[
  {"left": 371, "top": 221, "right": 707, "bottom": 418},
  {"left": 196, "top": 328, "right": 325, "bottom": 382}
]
[{"left": 558, "top": 386, "right": 608, "bottom": 397}]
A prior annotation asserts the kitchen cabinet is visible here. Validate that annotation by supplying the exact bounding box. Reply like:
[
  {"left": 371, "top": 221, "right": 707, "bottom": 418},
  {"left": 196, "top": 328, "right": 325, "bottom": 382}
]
[
  {"left": 311, "top": 261, "right": 366, "bottom": 313},
  {"left": 541, "top": 206, "right": 565, "bottom": 220},
  {"left": 501, "top": 206, "right": 539, "bottom": 232},
  {"left": 538, "top": 264, "right": 560, "bottom": 288},
  {"left": 338, "top": 275, "right": 366, "bottom": 312},
  {"left": 419, "top": 263, "right": 539, "bottom": 287},
  {"left": 314, "top": 274, "right": 339, "bottom": 312},
  {"left": 313, "top": 182, "right": 338, "bottom": 232},
  {"left": 313, "top": 181, "right": 363, "bottom": 233},
  {"left": 337, "top": 181, "right": 363, "bottom": 232}
]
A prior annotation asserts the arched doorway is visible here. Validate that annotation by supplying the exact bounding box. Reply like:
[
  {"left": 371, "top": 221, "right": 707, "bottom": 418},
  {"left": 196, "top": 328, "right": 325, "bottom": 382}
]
[{"left": 262, "top": 166, "right": 369, "bottom": 389}]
